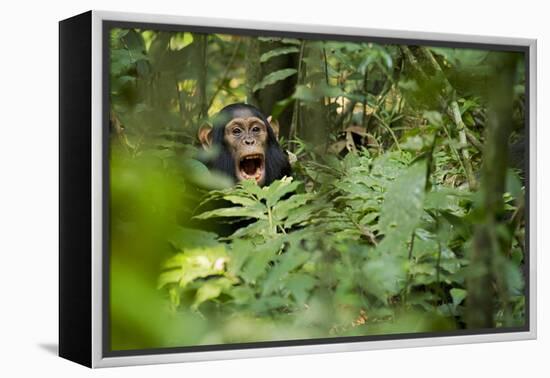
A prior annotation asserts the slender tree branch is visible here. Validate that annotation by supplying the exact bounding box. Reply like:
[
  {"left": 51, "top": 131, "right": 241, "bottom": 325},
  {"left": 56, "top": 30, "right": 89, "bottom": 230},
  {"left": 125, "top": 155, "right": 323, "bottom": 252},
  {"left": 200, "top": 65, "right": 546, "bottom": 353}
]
[{"left": 289, "top": 40, "right": 306, "bottom": 150}]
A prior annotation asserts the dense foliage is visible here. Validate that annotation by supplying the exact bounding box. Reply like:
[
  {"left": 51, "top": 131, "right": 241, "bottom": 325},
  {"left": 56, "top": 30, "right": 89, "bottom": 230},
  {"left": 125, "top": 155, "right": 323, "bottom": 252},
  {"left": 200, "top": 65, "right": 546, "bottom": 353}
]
[{"left": 109, "top": 28, "right": 526, "bottom": 350}]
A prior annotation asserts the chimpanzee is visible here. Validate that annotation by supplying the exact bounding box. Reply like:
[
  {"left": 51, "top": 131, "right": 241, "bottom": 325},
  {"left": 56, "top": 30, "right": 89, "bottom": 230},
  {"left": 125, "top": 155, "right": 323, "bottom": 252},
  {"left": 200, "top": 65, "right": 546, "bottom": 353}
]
[{"left": 198, "top": 103, "right": 291, "bottom": 186}]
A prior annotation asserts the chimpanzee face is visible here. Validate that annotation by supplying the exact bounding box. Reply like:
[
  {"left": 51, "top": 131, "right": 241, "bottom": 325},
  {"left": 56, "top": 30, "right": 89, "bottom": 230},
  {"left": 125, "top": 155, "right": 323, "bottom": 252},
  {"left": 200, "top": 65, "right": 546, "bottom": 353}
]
[
  {"left": 198, "top": 103, "right": 291, "bottom": 187},
  {"left": 223, "top": 116, "right": 268, "bottom": 185}
]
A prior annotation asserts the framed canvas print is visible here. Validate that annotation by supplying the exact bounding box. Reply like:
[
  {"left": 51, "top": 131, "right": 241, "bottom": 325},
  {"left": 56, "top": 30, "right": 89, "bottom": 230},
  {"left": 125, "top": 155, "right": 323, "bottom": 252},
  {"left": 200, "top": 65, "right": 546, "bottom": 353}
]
[{"left": 59, "top": 10, "right": 537, "bottom": 368}]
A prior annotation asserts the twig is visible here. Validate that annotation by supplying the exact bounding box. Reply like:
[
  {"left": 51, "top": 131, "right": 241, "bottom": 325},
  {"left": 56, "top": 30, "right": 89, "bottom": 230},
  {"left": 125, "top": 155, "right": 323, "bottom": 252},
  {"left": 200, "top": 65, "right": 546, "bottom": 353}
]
[
  {"left": 372, "top": 113, "right": 402, "bottom": 153},
  {"left": 362, "top": 67, "right": 369, "bottom": 129},
  {"left": 450, "top": 101, "right": 477, "bottom": 189}
]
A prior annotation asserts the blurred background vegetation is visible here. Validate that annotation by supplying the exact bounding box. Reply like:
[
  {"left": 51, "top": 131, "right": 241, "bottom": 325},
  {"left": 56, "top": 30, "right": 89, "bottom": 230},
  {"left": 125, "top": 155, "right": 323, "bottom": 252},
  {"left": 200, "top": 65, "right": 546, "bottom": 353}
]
[{"left": 108, "top": 27, "right": 527, "bottom": 351}]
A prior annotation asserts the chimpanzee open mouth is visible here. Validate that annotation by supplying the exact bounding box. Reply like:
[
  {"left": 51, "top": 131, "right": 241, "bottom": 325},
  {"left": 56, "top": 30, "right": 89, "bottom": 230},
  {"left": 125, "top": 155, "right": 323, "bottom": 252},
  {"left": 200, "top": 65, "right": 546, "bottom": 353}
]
[{"left": 238, "top": 154, "right": 265, "bottom": 183}]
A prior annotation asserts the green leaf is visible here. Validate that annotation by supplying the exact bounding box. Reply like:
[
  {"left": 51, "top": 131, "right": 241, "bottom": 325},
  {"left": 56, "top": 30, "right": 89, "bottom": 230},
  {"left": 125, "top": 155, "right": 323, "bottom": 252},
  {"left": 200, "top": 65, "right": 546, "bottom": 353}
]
[
  {"left": 229, "top": 286, "right": 255, "bottom": 305},
  {"left": 227, "top": 240, "right": 254, "bottom": 276},
  {"left": 253, "top": 69, "right": 297, "bottom": 92},
  {"left": 273, "top": 193, "right": 313, "bottom": 221},
  {"left": 260, "top": 46, "right": 300, "bottom": 63},
  {"left": 450, "top": 288, "right": 467, "bottom": 307},
  {"left": 285, "top": 273, "right": 316, "bottom": 304},
  {"left": 168, "top": 226, "right": 219, "bottom": 249},
  {"left": 241, "top": 179, "right": 268, "bottom": 199},
  {"left": 293, "top": 85, "right": 317, "bottom": 101},
  {"left": 505, "top": 168, "right": 523, "bottom": 200},
  {"left": 284, "top": 202, "right": 323, "bottom": 229},
  {"left": 424, "top": 187, "right": 471, "bottom": 211},
  {"left": 223, "top": 195, "right": 259, "bottom": 207},
  {"left": 193, "top": 203, "right": 267, "bottom": 220},
  {"left": 241, "top": 239, "right": 284, "bottom": 284},
  {"left": 229, "top": 219, "right": 271, "bottom": 240},
  {"left": 363, "top": 255, "right": 407, "bottom": 302},
  {"left": 192, "top": 278, "right": 234, "bottom": 310},
  {"left": 170, "top": 32, "right": 194, "bottom": 50},
  {"left": 262, "top": 250, "right": 310, "bottom": 296},
  {"left": 182, "top": 158, "right": 234, "bottom": 189},
  {"left": 378, "top": 160, "right": 427, "bottom": 254},
  {"left": 160, "top": 246, "right": 228, "bottom": 288},
  {"left": 157, "top": 269, "right": 183, "bottom": 288},
  {"left": 271, "top": 97, "right": 295, "bottom": 120},
  {"left": 281, "top": 38, "right": 301, "bottom": 45},
  {"left": 293, "top": 83, "right": 344, "bottom": 102},
  {"left": 430, "top": 48, "right": 489, "bottom": 68},
  {"left": 264, "top": 177, "right": 300, "bottom": 207},
  {"left": 503, "top": 259, "right": 524, "bottom": 296}
]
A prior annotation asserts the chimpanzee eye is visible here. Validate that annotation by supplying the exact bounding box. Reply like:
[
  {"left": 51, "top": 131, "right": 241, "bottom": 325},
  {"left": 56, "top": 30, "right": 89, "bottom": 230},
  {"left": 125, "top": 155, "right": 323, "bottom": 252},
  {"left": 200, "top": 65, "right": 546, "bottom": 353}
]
[
  {"left": 232, "top": 128, "right": 242, "bottom": 135},
  {"left": 251, "top": 126, "right": 260, "bottom": 133}
]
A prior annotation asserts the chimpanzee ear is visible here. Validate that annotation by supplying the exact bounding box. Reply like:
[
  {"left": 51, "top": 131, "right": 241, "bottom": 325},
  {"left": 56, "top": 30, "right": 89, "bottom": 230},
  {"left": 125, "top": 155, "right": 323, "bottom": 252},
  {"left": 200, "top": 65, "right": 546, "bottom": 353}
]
[
  {"left": 198, "top": 124, "right": 213, "bottom": 148},
  {"left": 267, "top": 116, "right": 280, "bottom": 140}
]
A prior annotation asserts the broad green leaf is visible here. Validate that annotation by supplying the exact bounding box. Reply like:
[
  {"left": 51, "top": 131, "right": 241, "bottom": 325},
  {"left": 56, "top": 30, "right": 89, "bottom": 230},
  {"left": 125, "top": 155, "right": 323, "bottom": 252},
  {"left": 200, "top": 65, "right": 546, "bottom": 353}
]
[
  {"left": 262, "top": 250, "right": 310, "bottom": 296},
  {"left": 505, "top": 168, "right": 523, "bottom": 200},
  {"left": 450, "top": 288, "right": 467, "bottom": 307},
  {"left": 378, "top": 160, "right": 427, "bottom": 254},
  {"left": 293, "top": 85, "right": 318, "bottom": 102},
  {"left": 193, "top": 203, "right": 267, "bottom": 220},
  {"left": 502, "top": 259, "right": 524, "bottom": 296},
  {"left": 363, "top": 255, "right": 407, "bottom": 302},
  {"left": 168, "top": 226, "right": 219, "bottom": 249},
  {"left": 241, "top": 179, "right": 267, "bottom": 199},
  {"left": 229, "top": 219, "right": 271, "bottom": 240},
  {"left": 284, "top": 202, "right": 323, "bottom": 229},
  {"left": 424, "top": 188, "right": 471, "bottom": 211},
  {"left": 281, "top": 38, "right": 301, "bottom": 45},
  {"left": 271, "top": 97, "right": 295, "bottom": 120},
  {"left": 430, "top": 47, "right": 489, "bottom": 68},
  {"left": 285, "top": 273, "right": 316, "bottom": 304},
  {"left": 241, "top": 239, "right": 284, "bottom": 284},
  {"left": 253, "top": 69, "right": 297, "bottom": 92},
  {"left": 264, "top": 177, "right": 300, "bottom": 207},
  {"left": 182, "top": 158, "right": 233, "bottom": 189},
  {"left": 227, "top": 239, "right": 254, "bottom": 276},
  {"left": 170, "top": 32, "right": 194, "bottom": 50},
  {"left": 293, "top": 83, "right": 344, "bottom": 102},
  {"left": 223, "top": 195, "right": 260, "bottom": 207},
  {"left": 250, "top": 296, "right": 288, "bottom": 313},
  {"left": 157, "top": 269, "right": 183, "bottom": 289},
  {"left": 273, "top": 193, "right": 313, "bottom": 221},
  {"left": 260, "top": 46, "right": 300, "bottom": 63},
  {"left": 160, "top": 246, "right": 228, "bottom": 288},
  {"left": 192, "top": 278, "right": 234, "bottom": 310},
  {"left": 229, "top": 286, "right": 255, "bottom": 305}
]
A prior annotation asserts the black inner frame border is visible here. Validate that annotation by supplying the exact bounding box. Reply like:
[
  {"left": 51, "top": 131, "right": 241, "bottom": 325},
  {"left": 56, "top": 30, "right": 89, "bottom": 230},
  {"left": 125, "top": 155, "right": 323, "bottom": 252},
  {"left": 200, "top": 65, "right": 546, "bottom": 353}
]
[{"left": 101, "top": 19, "right": 531, "bottom": 358}]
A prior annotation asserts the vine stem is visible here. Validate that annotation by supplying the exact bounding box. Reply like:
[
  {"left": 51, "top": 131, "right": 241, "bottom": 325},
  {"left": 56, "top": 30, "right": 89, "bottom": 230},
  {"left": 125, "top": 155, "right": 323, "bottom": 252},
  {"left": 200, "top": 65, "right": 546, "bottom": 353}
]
[
  {"left": 372, "top": 113, "right": 402, "bottom": 153},
  {"left": 402, "top": 231, "right": 416, "bottom": 306},
  {"left": 267, "top": 205, "right": 275, "bottom": 235},
  {"left": 289, "top": 40, "right": 306, "bottom": 150},
  {"left": 450, "top": 101, "right": 477, "bottom": 189}
]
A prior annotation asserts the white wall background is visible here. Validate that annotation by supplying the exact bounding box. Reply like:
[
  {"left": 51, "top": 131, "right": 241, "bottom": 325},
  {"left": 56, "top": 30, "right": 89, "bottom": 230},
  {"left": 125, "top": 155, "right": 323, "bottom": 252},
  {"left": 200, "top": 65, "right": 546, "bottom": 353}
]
[{"left": 0, "top": 0, "right": 546, "bottom": 376}]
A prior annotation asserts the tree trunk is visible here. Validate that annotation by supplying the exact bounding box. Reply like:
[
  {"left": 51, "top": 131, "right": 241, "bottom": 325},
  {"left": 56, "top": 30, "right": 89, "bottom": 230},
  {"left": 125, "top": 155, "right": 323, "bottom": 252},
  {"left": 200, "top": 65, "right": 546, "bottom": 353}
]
[{"left": 466, "top": 52, "right": 518, "bottom": 329}]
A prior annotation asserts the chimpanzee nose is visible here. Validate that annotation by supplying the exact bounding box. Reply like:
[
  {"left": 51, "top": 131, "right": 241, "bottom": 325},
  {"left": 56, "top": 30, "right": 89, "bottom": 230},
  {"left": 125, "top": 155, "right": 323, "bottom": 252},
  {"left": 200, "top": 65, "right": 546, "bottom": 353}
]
[{"left": 244, "top": 138, "right": 255, "bottom": 146}]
